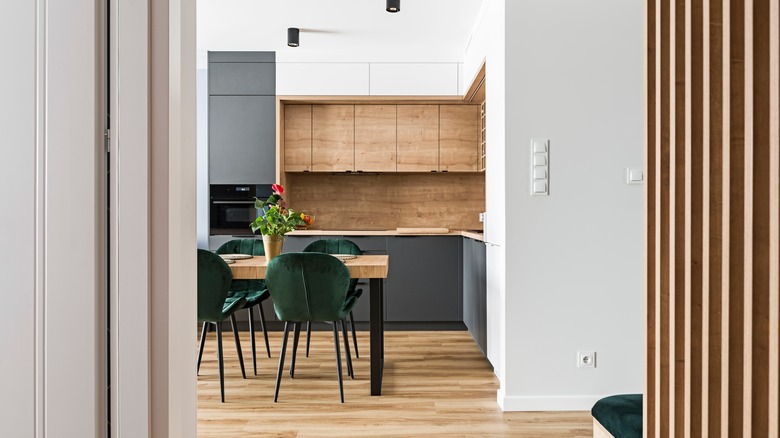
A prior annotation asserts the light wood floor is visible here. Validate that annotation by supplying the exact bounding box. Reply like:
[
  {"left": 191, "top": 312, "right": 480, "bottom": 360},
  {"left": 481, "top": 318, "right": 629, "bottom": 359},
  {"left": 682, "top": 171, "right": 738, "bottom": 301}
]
[{"left": 198, "top": 330, "right": 592, "bottom": 437}]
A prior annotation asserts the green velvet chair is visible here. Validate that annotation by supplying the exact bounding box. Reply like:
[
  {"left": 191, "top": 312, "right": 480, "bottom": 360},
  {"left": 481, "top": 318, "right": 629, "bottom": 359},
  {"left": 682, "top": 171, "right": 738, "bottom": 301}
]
[
  {"left": 215, "top": 239, "right": 272, "bottom": 376},
  {"left": 303, "top": 239, "right": 363, "bottom": 359},
  {"left": 265, "top": 252, "right": 355, "bottom": 403},
  {"left": 196, "top": 249, "right": 248, "bottom": 403}
]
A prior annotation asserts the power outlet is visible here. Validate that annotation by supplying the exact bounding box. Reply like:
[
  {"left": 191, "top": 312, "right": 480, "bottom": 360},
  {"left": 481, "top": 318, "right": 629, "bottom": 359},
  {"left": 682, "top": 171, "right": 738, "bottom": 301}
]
[
  {"left": 577, "top": 351, "right": 596, "bottom": 368},
  {"left": 479, "top": 212, "right": 486, "bottom": 223}
]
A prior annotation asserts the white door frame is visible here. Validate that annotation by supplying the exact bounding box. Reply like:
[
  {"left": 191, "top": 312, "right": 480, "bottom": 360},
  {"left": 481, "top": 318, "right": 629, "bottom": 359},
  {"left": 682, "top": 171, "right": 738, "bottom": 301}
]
[{"left": 109, "top": 0, "right": 197, "bottom": 436}]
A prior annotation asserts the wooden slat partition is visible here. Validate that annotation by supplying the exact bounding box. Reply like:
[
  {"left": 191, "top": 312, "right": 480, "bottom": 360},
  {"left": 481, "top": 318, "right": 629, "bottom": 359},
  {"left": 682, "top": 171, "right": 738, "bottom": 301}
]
[{"left": 646, "top": 0, "right": 780, "bottom": 436}]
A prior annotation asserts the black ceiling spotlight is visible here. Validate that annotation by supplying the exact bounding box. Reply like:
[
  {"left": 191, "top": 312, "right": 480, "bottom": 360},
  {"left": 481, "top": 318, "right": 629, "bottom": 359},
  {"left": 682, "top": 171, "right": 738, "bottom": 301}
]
[
  {"left": 287, "top": 27, "right": 300, "bottom": 47},
  {"left": 386, "top": 0, "right": 400, "bottom": 13}
]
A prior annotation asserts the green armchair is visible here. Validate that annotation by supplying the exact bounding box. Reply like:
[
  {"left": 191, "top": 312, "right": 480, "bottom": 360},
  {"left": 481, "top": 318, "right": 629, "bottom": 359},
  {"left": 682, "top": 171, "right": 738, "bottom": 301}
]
[
  {"left": 196, "top": 249, "right": 248, "bottom": 403},
  {"left": 265, "top": 253, "right": 355, "bottom": 403},
  {"left": 303, "top": 239, "right": 364, "bottom": 359},
  {"left": 215, "top": 239, "right": 273, "bottom": 375}
]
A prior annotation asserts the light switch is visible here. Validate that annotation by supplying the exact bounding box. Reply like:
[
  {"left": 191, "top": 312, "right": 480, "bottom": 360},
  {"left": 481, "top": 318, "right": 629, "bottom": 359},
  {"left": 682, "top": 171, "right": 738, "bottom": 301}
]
[
  {"left": 530, "top": 139, "right": 550, "bottom": 196},
  {"left": 626, "top": 167, "right": 644, "bottom": 184}
]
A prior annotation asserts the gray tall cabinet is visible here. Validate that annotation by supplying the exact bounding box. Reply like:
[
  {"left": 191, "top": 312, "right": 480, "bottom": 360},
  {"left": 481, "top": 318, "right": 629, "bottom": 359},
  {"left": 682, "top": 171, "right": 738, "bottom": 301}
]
[{"left": 208, "top": 51, "right": 276, "bottom": 184}]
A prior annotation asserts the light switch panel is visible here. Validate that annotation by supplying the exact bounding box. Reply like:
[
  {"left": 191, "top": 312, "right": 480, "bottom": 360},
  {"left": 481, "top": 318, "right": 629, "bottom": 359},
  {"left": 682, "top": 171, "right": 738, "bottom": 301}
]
[
  {"left": 530, "top": 139, "right": 550, "bottom": 196},
  {"left": 626, "top": 167, "right": 644, "bottom": 184}
]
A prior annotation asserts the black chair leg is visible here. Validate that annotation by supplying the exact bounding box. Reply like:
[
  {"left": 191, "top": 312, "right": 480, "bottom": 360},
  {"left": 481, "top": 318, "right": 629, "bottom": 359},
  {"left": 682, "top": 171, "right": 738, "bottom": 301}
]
[
  {"left": 230, "top": 314, "right": 246, "bottom": 379},
  {"left": 197, "top": 322, "right": 208, "bottom": 375},
  {"left": 305, "top": 321, "right": 312, "bottom": 357},
  {"left": 247, "top": 307, "right": 257, "bottom": 375},
  {"left": 332, "top": 322, "right": 344, "bottom": 403},
  {"left": 258, "top": 303, "right": 271, "bottom": 358},
  {"left": 216, "top": 321, "right": 225, "bottom": 403},
  {"left": 290, "top": 322, "right": 301, "bottom": 378},
  {"left": 349, "top": 310, "right": 359, "bottom": 359},
  {"left": 274, "top": 322, "right": 291, "bottom": 403},
  {"left": 341, "top": 320, "right": 354, "bottom": 379}
]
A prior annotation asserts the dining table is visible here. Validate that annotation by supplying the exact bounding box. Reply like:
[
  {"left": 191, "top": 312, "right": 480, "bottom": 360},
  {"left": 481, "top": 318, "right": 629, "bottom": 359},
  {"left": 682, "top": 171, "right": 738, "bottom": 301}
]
[{"left": 228, "top": 254, "right": 390, "bottom": 396}]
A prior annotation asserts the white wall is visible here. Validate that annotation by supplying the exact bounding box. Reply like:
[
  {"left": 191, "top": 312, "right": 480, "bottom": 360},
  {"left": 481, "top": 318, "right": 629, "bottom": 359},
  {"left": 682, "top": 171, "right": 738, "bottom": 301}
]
[
  {"left": 462, "top": 0, "right": 507, "bottom": 379},
  {"left": 466, "top": 0, "right": 644, "bottom": 410}
]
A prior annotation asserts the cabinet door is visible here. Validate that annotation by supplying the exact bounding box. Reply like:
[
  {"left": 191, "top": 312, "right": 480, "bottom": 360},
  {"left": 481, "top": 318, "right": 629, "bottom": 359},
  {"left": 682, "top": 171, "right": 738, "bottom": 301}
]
[
  {"left": 440, "top": 105, "right": 479, "bottom": 172},
  {"left": 339, "top": 236, "right": 388, "bottom": 322},
  {"left": 396, "top": 105, "right": 439, "bottom": 172},
  {"left": 284, "top": 105, "right": 312, "bottom": 171},
  {"left": 386, "top": 236, "right": 461, "bottom": 321},
  {"left": 209, "top": 95, "right": 276, "bottom": 184},
  {"left": 312, "top": 105, "right": 354, "bottom": 172},
  {"left": 282, "top": 235, "right": 322, "bottom": 252},
  {"left": 208, "top": 62, "right": 276, "bottom": 95},
  {"left": 474, "top": 240, "right": 487, "bottom": 355},
  {"left": 354, "top": 105, "right": 396, "bottom": 172}
]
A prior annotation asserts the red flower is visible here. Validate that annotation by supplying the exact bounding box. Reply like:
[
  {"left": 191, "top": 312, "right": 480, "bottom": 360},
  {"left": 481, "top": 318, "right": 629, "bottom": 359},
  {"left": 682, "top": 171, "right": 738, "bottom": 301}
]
[{"left": 271, "top": 184, "right": 284, "bottom": 195}]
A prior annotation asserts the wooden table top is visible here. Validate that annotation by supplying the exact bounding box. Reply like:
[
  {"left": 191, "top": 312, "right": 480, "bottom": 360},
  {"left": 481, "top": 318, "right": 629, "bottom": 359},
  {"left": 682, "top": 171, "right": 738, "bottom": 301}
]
[{"left": 228, "top": 254, "right": 389, "bottom": 280}]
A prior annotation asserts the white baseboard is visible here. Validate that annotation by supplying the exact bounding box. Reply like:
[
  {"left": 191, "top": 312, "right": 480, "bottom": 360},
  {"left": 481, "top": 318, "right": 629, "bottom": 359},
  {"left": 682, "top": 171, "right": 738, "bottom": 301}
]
[{"left": 496, "top": 388, "right": 602, "bottom": 411}]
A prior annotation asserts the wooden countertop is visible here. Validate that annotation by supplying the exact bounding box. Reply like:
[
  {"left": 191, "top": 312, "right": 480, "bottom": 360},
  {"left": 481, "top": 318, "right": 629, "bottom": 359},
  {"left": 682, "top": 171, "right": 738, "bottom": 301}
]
[
  {"left": 229, "top": 255, "right": 389, "bottom": 279},
  {"left": 286, "top": 228, "right": 485, "bottom": 241}
]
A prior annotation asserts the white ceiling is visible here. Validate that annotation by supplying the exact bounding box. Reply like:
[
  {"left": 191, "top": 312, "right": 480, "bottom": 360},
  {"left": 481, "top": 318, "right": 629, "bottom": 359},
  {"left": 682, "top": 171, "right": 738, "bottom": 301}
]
[{"left": 197, "top": 0, "right": 485, "bottom": 66}]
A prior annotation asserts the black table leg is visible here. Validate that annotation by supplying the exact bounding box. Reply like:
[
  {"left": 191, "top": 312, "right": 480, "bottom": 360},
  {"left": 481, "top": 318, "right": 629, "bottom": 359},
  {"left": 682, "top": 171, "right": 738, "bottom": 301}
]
[{"left": 370, "top": 278, "right": 384, "bottom": 395}]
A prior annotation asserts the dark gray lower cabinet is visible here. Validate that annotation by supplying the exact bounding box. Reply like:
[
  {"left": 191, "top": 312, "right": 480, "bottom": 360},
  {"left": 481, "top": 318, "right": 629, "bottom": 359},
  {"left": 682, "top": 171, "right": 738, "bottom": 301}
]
[
  {"left": 462, "top": 237, "right": 487, "bottom": 356},
  {"left": 386, "top": 236, "right": 462, "bottom": 322}
]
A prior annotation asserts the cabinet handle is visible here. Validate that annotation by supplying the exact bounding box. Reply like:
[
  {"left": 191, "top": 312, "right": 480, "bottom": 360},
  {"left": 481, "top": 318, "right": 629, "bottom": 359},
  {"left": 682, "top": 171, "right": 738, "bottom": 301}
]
[{"left": 212, "top": 200, "right": 255, "bottom": 205}]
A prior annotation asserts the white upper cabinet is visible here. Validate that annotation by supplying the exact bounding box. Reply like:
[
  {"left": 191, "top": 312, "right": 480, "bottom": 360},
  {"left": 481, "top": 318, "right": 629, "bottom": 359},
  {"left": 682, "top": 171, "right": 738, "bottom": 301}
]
[
  {"left": 276, "top": 63, "right": 370, "bottom": 95},
  {"left": 369, "top": 63, "right": 459, "bottom": 95}
]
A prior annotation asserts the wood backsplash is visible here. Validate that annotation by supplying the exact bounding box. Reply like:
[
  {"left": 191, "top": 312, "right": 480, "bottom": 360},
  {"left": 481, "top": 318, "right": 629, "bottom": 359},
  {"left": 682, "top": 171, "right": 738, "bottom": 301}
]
[{"left": 286, "top": 173, "right": 485, "bottom": 231}]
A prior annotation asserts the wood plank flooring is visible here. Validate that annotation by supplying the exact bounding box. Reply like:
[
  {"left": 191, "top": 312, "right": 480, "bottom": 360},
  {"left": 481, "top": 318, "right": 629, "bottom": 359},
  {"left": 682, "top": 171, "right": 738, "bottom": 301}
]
[{"left": 197, "top": 330, "right": 592, "bottom": 437}]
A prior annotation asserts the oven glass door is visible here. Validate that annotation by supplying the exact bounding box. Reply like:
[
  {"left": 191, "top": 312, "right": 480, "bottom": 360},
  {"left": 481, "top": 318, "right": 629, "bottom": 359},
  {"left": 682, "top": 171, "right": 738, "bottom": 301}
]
[{"left": 210, "top": 200, "right": 259, "bottom": 234}]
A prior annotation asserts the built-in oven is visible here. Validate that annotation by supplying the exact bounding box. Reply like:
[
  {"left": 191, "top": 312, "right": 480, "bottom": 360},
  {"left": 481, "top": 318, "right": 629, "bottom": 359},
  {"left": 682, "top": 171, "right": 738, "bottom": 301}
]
[{"left": 209, "top": 184, "right": 272, "bottom": 235}]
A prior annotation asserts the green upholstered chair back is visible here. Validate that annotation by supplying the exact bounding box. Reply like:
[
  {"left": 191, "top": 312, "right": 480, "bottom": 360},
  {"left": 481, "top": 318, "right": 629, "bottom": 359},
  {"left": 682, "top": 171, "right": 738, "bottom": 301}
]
[
  {"left": 197, "top": 249, "right": 233, "bottom": 322},
  {"left": 303, "top": 239, "right": 362, "bottom": 293},
  {"left": 303, "top": 239, "right": 362, "bottom": 256},
  {"left": 265, "top": 253, "right": 351, "bottom": 323},
  {"left": 215, "top": 238, "right": 265, "bottom": 294},
  {"left": 215, "top": 238, "right": 265, "bottom": 257}
]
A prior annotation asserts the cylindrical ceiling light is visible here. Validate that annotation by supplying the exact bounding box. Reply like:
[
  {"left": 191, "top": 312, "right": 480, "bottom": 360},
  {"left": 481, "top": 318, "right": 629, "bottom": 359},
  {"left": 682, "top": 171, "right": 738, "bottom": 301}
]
[
  {"left": 386, "top": 0, "right": 400, "bottom": 13},
  {"left": 287, "top": 28, "right": 300, "bottom": 47}
]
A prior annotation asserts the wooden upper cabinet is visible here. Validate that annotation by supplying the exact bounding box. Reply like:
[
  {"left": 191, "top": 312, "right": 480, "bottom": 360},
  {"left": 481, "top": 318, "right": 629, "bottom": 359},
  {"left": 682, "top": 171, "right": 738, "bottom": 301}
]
[
  {"left": 397, "top": 105, "right": 439, "bottom": 172},
  {"left": 284, "top": 105, "right": 312, "bottom": 171},
  {"left": 355, "top": 105, "right": 397, "bottom": 172},
  {"left": 312, "top": 105, "right": 355, "bottom": 172},
  {"left": 439, "top": 105, "right": 480, "bottom": 172}
]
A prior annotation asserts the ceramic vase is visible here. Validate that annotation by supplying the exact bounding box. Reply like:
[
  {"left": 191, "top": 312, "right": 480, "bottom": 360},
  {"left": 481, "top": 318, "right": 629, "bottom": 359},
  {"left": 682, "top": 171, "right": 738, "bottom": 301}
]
[{"left": 262, "top": 234, "right": 284, "bottom": 261}]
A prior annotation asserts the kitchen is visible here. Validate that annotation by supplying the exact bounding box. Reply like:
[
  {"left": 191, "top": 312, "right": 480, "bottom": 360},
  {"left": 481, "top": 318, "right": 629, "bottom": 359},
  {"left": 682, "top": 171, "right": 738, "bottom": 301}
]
[{"left": 193, "top": 0, "right": 644, "bottom": 435}]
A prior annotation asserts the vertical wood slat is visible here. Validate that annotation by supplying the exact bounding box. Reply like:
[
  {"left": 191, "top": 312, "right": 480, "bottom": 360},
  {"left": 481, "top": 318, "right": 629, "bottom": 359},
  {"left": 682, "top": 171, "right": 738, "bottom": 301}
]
[
  {"left": 656, "top": 0, "right": 672, "bottom": 435},
  {"left": 671, "top": 0, "right": 687, "bottom": 435},
  {"left": 743, "top": 0, "right": 755, "bottom": 434},
  {"left": 721, "top": 0, "right": 734, "bottom": 435},
  {"left": 750, "top": 0, "right": 772, "bottom": 436},
  {"left": 669, "top": 0, "right": 683, "bottom": 434},
  {"left": 705, "top": 0, "right": 725, "bottom": 435},
  {"left": 727, "top": 1, "right": 746, "bottom": 436},
  {"left": 684, "top": 0, "right": 705, "bottom": 436},
  {"left": 769, "top": 2, "right": 780, "bottom": 437},
  {"left": 645, "top": 0, "right": 657, "bottom": 434}
]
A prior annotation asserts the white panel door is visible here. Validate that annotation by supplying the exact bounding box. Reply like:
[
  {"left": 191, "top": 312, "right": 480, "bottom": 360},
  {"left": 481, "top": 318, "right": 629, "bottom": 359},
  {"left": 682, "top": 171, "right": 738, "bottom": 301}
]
[
  {"left": 369, "top": 63, "right": 459, "bottom": 95},
  {"left": 276, "top": 62, "right": 370, "bottom": 95}
]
